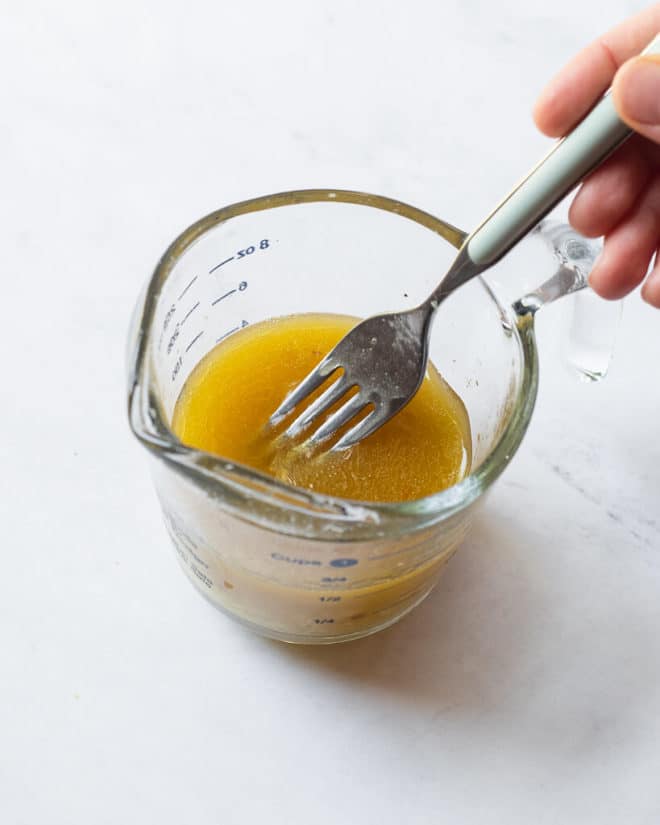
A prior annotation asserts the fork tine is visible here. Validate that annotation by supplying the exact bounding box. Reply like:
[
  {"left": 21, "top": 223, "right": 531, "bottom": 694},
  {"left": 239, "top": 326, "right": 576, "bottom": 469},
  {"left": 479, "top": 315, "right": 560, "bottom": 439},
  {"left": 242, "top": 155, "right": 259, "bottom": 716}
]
[
  {"left": 308, "top": 394, "right": 367, "bottom": 445},
  {"left": 283, "top": 374, "right": 349, "bottom": 438},
  {"left": 330, "top": 407, "right": 388, "bottom": 451},
  {"left": 269, "top": 358, "right": 338, "bottom": 424}
]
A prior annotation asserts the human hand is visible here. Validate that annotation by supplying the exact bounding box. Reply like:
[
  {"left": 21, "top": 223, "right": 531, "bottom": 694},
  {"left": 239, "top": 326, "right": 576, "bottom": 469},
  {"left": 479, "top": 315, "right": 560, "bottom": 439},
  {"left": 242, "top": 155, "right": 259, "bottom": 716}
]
[{"left": 534, "top": 4, "right": 660, "bottom": 307}]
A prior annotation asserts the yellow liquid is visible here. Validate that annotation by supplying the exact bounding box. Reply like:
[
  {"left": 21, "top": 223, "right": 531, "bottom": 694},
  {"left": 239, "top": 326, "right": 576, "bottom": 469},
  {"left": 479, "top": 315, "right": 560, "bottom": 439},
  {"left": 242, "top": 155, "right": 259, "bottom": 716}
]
[{"left": 172, "top": 313, "right": 471, "bottom": 502}]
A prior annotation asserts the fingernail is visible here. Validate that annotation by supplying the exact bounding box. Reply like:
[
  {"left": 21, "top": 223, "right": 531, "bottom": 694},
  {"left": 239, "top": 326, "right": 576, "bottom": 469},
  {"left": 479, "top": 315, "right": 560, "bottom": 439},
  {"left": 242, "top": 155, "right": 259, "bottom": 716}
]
[{"left": 616, "top": 56, "right": 660, "bottom": 125}]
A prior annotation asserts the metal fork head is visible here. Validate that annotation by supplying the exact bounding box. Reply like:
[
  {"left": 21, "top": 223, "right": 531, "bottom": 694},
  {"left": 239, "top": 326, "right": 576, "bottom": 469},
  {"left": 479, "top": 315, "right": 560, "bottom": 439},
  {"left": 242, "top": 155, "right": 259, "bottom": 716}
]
[{"left": 269, "top": 307, "right": 431, "bottom": 451}]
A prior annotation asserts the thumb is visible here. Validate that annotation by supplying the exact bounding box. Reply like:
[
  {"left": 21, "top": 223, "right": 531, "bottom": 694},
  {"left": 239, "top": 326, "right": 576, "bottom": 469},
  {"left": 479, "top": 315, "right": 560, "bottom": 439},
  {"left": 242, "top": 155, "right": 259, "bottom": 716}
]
[{"left": 613, "top": 54, "right": 660, "bottom": 144}]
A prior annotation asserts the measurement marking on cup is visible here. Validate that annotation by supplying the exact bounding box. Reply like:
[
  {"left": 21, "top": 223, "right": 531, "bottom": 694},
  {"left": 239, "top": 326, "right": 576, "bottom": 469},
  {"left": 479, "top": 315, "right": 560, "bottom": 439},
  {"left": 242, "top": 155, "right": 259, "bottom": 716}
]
[
  {"left": 185, "top": 331, "right": 204, "bottom": 353},
  {"left": 159, "top": 304, "right": 177, "bottom": 350},
  {"left": 209, "top": 256, "right": 234, "bottom": 273},
  {"left": 162, "top": 304, "right": 176, "bottom": 332},
  {"left": 216, "top": 320, "right": 248, "bottom": 344},
  {"left": 181, "top": 301, "right": 200, "bottom": 324},
  {"left": 178, "top": 275, "right": 198, "bottom": 301},
  {"left": 271, "top": 552, "right": 321, "bottom": 566},
  {"left": 212, "top": 289, "right": 236, "bottom": 306},
  {"left": 212, "top": 281, "right": 247, "bottom": 306},
  {"left": 209, "top": 240, "right": 271, "bottom": 274},
  {"left": 171, "top": 356, "right": 182, "bottom": 382},
  {"left": 217, "top": 326, "right": 239, "bottom": 343},
  {"left": 167, "top": 324, "right": 180, "bottom": 355}
]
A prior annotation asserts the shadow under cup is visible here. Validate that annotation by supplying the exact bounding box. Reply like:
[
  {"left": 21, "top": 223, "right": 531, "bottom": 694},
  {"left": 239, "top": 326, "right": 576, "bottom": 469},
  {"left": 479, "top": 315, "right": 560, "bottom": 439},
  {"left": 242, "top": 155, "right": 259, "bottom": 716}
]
[{"left": 128, "top": 190, "right": 539, "bottom": 643}]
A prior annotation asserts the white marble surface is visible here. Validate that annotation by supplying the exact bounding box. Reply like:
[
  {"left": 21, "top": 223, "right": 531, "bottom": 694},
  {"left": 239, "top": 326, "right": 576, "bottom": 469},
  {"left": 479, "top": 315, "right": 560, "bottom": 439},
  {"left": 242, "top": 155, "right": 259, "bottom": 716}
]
[{"left": 2, "top": 1, "right": 659, "bottom": 822}]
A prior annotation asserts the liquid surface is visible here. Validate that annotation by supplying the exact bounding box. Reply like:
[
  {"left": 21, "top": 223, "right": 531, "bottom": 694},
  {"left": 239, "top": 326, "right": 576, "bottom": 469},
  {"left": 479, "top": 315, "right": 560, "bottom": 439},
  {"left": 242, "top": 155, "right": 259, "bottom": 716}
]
[{"left": 171, "top": 314, "right": 471, "bottom": 502}]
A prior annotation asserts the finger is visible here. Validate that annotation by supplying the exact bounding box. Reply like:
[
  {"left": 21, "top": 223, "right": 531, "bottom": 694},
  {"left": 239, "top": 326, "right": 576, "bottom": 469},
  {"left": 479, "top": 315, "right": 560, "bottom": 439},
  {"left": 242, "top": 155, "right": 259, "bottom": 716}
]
[
  {"left": 588, "top": 176, "right": 660, "bottom": 300},
  {"left": 534, "top": 4, "right": 660, "bottom": 137},
  {"left": 641, "top": 249, "right": 660, "bottom": 307},
  {"left": 568, "top": 137, "right": 651, "bottom": 237},
  {"left": 613, "top": 54, "right": 660, "bottom": 144}
]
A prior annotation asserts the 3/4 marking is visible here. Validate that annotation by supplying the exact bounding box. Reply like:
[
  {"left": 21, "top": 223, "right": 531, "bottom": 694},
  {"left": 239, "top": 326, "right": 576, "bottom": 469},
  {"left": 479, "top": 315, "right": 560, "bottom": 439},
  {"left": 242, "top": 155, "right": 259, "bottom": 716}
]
[
  {"left": 185, "top": 331, "right": 204, "bottom": 353},
  {"left": 181, "top": 301, "right": 200, "bottom": 324},
  {"left": 209, "top": 256, "right": 235, "bottom": 274},
  {"left": 178, "top": 275, "right": 198, "bottom": 300}
]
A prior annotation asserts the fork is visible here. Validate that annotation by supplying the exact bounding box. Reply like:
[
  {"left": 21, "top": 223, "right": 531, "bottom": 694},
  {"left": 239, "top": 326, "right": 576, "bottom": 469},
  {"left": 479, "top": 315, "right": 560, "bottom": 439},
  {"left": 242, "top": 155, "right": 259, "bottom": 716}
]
[{"left": 271, "top": 35, "right": 660, "bottom": 451}]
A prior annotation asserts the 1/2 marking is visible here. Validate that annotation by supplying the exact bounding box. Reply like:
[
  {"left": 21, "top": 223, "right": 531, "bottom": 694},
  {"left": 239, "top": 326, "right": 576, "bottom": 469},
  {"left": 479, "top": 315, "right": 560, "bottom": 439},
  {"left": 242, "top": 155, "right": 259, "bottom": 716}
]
[
  {"left": 212, "top": 289, "right": 236, "bottom": 306},
  {"left": 185, "top": 331, "right": 204, "bottom": 353}
]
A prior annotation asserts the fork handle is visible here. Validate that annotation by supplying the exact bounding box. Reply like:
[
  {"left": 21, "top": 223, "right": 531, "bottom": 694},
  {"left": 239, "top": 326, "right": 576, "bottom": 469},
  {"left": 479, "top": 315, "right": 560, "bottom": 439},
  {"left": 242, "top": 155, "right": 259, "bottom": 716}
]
[{"left": 466, "top": 33, "right": 660, "bottom": 268}]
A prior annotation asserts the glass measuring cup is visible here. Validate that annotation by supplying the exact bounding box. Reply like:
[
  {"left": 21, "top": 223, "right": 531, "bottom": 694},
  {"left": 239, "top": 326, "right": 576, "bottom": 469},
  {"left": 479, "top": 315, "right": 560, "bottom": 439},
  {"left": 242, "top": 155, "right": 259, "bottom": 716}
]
[{"left": 127, "top": 190, "right": 617, "bottom": 644}]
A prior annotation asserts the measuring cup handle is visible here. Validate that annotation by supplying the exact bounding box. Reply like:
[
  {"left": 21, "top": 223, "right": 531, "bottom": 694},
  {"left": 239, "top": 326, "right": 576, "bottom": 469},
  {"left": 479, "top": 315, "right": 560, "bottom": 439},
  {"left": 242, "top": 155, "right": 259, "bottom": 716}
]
[{"left": 513, "top": 220, "right": 621, "bottom": 381}]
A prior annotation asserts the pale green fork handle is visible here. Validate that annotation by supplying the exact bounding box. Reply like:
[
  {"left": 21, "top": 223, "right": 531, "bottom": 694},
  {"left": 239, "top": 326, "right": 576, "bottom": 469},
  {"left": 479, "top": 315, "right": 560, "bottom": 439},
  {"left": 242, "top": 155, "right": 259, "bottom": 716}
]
[{"left": 468, "top": 33, "right": 660, "bottom": 267}]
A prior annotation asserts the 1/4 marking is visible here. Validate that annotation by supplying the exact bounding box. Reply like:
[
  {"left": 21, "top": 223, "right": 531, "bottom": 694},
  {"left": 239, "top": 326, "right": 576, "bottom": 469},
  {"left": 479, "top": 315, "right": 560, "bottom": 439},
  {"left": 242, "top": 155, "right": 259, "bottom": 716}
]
[{"left": 216, "top": 320, "right": 248, "bottom": 344}]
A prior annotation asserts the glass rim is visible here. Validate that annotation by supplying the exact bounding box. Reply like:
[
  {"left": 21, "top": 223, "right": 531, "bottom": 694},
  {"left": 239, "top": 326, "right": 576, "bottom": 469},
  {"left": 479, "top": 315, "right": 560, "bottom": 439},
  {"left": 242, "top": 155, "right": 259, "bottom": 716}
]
[{"left": 127, "top": 189, "right": 539, "bottom": 539}]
